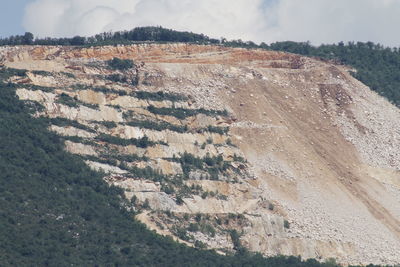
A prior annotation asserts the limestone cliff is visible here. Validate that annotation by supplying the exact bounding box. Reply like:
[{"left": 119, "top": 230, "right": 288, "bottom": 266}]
[{"left": 2, "top": 44, "right": 400, "bottom": 265}]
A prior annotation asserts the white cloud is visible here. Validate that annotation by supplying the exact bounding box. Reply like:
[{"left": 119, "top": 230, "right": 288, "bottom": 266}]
[{"left": 23, "top": 0, "right": 400, "bottom": 46}]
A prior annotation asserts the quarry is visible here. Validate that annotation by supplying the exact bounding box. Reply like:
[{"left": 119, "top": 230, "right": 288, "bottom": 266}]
[{"left": 1, "top": 43, "right": 400, "bottom": 265}]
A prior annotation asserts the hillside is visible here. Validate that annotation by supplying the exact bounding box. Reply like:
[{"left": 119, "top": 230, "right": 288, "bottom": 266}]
[
  {"left": 0, "top": 61, "right": 332, "bottom": 267},
  {"left": 1, "top": 43, "right": 399, "bottom": 265}
]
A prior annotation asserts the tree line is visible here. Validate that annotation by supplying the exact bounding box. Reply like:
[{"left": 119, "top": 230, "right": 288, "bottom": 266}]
[{"left": 0, "top": 26, "right": 219, "bottom": 46}]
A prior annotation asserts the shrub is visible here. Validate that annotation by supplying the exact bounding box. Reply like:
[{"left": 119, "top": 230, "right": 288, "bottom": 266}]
[
  {"left": 49, "top": 117, "right": 95, "bottom": 133},
  {"left": 134, "top": 91, "right": 187, "bottom": 102},
  {"left": 106, "top": 73, "right": 127, "bottom": 83},
  {"left": 202, "top": 224, "right": 216, "bottom": 237},
  {"left": 195, "top": 213, "right": 202, "bottom": 222},
  {"left": 147, "top": 105, "right": 227, "bottom": 120},
  {"left": 96, "top": 120, "right": 117, "bottom": 129},
  {"left": 188, "top": 223, "right": 200, "bottom": 232},
  {"left": 284, "top": 220, "right": 290, "bottom": 229},
  {"left": 130, "top": 195, "right": 137, "bottom": 205},
  {"left": 175, "top": 227, "right": 189, "bottom": 241},
  {"left": 56, "top": 93, "right": 78, "bottom": 107},
  {"left": 176, "top": 195, "right": 184, "bottom": 205},
  {"left": 106, "top": 57, "right": 134, "bottom": 70},
  {"left": 194, "top": 240, "right": 207, "bottom": 249},
  {"left": 142, "top": 199, "right": 150, "bottom": 209},
  {"left": 126, "top": 119, "right": 187, "bottom": 133},
  {"left": 230, "top": 230, "right": 242, "bottom": 250},
  {"left": 206, "top": 125, "right": 229, "bottom": 135},
  {"left": 161, "top": 184, "right": 175, "bottom": 195},
  {"left": 96, "top": 134, "right": 155, "bottom": 148}
]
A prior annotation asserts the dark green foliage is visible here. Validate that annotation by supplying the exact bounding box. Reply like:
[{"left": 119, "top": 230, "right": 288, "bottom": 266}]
[
  {"left": 284, "top": 220, "right": 290, "bottom": 229},
  {"left": 206, "top": 125, "right": 229, "bottom": 135},
  {"left": 188, "top": 223, "right": 200, "bottom": 232},
  {"left": 180, "top": 152, "right": 204, "bottom": 169},
  {"left": 233, "top": 154, "right": 247, "bottom": 163},
  {"left": 0, "top": 32, "right": 35, "bottom": 45},
  {"left": 171, "top": 152, "right": 231, "bottom": 180},
  {"left": 95, "top": 120, "right": 118, "bottom": 129},
  {"left": 147, "top": 105, "right": 228, "bottom": 120},
  {"left": 61, "top": 135, "right": 97, "bottom": 146},
  {"left": 126, "top": 119, "right": 188, "bottom": 133},
  {"left": 48, "top": 117, "right": 95, "bottom": 133},
  {"left": 23, "top": 32, "right": 34, "bottom": 45},
  {"left": 176, "top": 195, "right": 184, "bottom": 205},
  {"left": 0, "top": 27, "right": 219, "bottom": 46},
  {"left": 174, "top": 227, "right": 190, "bottom": 241},
  {"left": 161, "top": 184, "right": 175, "bottom": 195},
  {"left": 61, "top": 72, "right": 75, "bottom": 78},
  {"left": 0, "top": 67, "right": 27, "bottom": 80},
  {"left": 73, "top": 84, "right": 128, "bottom": 96},
  {"left": 56, "top": 93, "right": 78, "bottom": 107},
  {"left": 106, "top": 73, "right": 128, "bottom": 83},
  {"left": 142, "top": 199, "right": 150, "bottom": 210},
  {"left": 195, "top": 214, "right": 202, "bottom": 222},
  {"left": 134, "top": 90, "right": 188, "bottom": 102},
  {"left": 96, "top": 133, "right": 155, "bottom": 148},
  {"left": 204, "top": 154, "right": 223, "bottom": 167},
  {"left": 126, "top": 118, "right": 227, "bottom": 136},
  {"left": 31, "top": 70, "right": 52, "bottom": 76},
  {"left": 81, "top": 102, "right": 99, "bottom": 109},
  {"left": 70, "top": 36, "right": 86, "bottom": 46},
  {"left": 55, "top": 93, "right": 99, "bottom": 109},
  {"left": 201, "top": 224, "right": 216, "bottom": 237},
  {"left": 83, "top": 153, "right": 149, "bottom": 168},
  {"left": 12, "top": 82, "right": 55, "bottom": 93},
  {"left": 106, "top": 58, "right": 134, "bottom": 70},
  {"left": 194, "top": 240, "right": 207, "bottom": 249},
  {"left": 125, "top": 165, "right": 165, "bottom": 182},
  {"left": 230, "top": 230, "right": 242, "bottom": 251}
]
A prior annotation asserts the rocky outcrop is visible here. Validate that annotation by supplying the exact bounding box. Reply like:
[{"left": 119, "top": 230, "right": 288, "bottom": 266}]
[{"left": 3, "top": 44, "right": 400, "bottom": 265}]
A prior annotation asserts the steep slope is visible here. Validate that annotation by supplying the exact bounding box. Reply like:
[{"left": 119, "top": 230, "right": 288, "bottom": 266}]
[
  {"left": 1, "top": 44, "right": 400, "bottom": 265},
  {"left": 0, "top": 65, "right": 334, "bottom": 267}
]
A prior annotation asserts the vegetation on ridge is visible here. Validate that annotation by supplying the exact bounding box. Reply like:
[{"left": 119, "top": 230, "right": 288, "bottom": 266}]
[{"left": 2, "top": 27, "right": 399, "bottom": 107}]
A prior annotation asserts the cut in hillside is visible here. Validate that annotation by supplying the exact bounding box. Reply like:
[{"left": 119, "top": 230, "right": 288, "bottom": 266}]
[
  {"left": 1, "top": 43, "right": 399, "bottom": 266},
  {"left": 0, "top": 67, "right": 337, "bottom": 267}
]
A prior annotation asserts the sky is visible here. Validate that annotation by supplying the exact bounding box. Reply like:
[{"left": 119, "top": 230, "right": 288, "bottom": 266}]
[{"left": 1, "top": 0, "right": 400, "bottom": 47}]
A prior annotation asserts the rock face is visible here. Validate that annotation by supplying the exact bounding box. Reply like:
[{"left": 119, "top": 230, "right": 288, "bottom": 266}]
[{"left": 2, "top": 44, "right": 400, "bottom": 265}]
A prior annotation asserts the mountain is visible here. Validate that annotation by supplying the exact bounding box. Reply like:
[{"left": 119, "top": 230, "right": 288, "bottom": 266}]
[{"left": 1, "top": 42, "right": 399, "bottom": 266}]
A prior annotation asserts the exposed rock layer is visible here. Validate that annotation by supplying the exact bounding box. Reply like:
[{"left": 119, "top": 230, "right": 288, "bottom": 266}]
[{"left": 2, "top": 44, "right": 400, "bottom": 265}]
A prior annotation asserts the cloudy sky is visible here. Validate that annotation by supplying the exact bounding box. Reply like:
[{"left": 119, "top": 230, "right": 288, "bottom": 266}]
[{"left": 1, "top": 0, "right": 400, "bottom": 46}]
